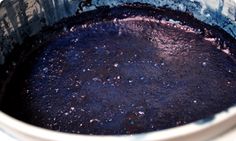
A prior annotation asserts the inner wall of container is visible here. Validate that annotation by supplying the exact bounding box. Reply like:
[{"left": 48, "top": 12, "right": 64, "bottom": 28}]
[{"left": 0, "top": 0, "right": 236, "bottom": 66}]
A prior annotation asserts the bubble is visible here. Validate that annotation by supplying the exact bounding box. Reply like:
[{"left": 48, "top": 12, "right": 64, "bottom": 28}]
[
  {"left": 202, "top": 62, "right": 207, "bottom": 67},
  {"left": 117, "top": 76, "right": 121, "bottom": 79},
  {"left": 114, "top": 63, "right": 119, "bottom": 67},
  {"left": 128, "top": 79, "right": 133, "bottom": 83},
  {"left": 138, "top": 111, "right": 145, "bottom": 115},
  {"left": 55, "top": 88, "right": 59, "bottom": 93},
  {"left": 90, "top": 119, "right": 100, "bottom": 123},
  {"left": 43, "top": 67, "right": 49, "bottom": 73}
]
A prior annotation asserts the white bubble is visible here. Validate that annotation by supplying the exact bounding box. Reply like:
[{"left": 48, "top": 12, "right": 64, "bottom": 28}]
[
  {"left": 90, "top": 119, "right": 100, "bottom": 123},
  {"left": 202, "top": 62, "right": 207, "bottom": 67},
  {"left": 114, "top": 63, "right": 119, "bottom": 67},
  {"left": 43, "top": 67, "right": 48, "bottom": 73},
  {"left": 55, "top": 88, "right": 59, "bottom": 93},
  {"left": 138, "top": 111, "right": 145, "bottom": 115}
]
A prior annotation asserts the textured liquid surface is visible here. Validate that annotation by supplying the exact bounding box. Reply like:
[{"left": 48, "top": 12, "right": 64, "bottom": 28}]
[{"left": 1, "top": 6, "right": 236, "bottom": 135}]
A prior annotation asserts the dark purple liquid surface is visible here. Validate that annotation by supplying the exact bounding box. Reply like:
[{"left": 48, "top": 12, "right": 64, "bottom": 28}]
[{"left": 1, "top": 5, "right": 236, "bottom": 135}]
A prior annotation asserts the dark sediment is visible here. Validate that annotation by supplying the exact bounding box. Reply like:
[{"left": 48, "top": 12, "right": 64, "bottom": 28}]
[{"left": 0, "top": 4, "right": 236, "bottom": 135}]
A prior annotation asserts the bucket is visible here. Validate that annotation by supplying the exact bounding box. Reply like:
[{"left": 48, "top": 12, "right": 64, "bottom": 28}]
[{"left": 0, "top": 0, "right": 236, "bottom": 141}]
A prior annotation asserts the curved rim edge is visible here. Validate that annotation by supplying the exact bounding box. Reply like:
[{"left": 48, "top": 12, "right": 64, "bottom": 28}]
[{"left": 0, "top": 105, "right": 236, "bottom": 141}]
